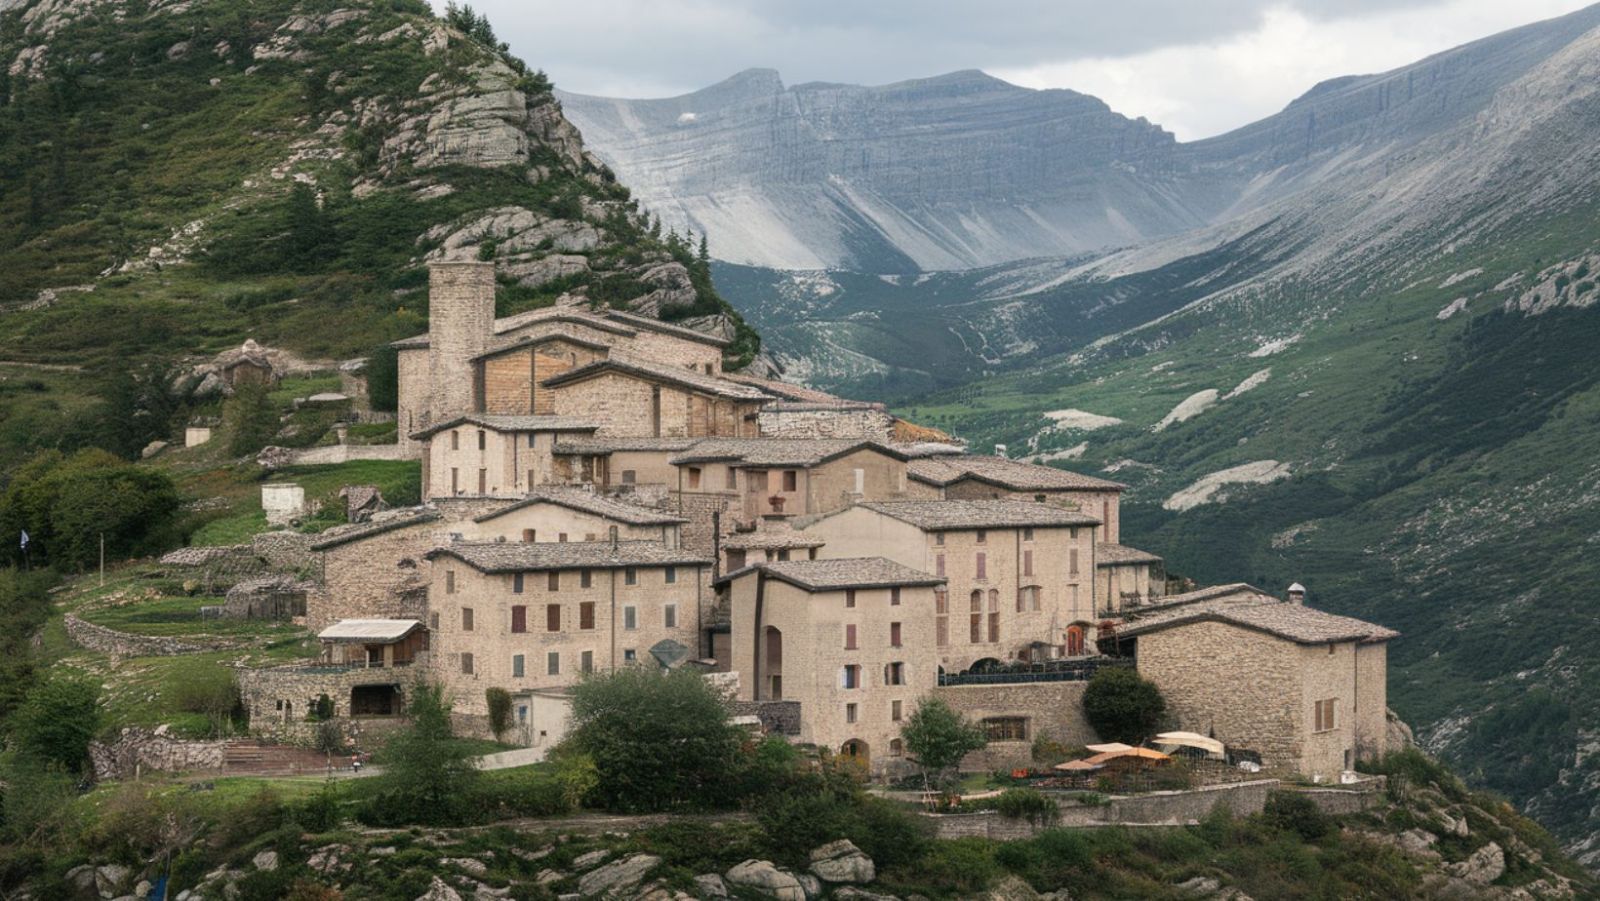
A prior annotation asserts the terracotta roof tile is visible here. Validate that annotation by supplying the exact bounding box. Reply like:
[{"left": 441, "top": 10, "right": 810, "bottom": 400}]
[
  {"left": 426, "top": 540, "right": 711, "bottom": 572},
  {"left": 722, "top": 557, "right": 943, "bottom": 591},
  {"left": 855, "top": 500, "right": 1101, "bottom": 531},
  {"left": 472, "top": 487, "right": 686, "bottom": 526}
]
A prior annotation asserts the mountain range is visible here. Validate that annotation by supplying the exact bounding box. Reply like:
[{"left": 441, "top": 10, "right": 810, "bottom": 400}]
[{"left": 563, "top": 5, "right": 1600, "bottom": 859}]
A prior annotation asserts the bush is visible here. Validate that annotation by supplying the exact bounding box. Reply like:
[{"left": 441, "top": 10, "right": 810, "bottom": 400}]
[
  {"left": 566, "top": 666, "right": 744, "bottom": 812},
  {"left": 0, "top": 450, "right": 182, "bottom": 570},
  {"left": 225, "top": 382, "right": 280, "bottom": 457},
  {"left": 174, "top": 668, "right": 242, "bottom": 737},
  {"left": 910, "top": 838, "right": 1000, "bottom": 895},
  {"left": 360, "top": 683, "right": 482, "bottom": 826},
  {"left": 900, "top": 697, "right": 987, "bottom": 791},
  {"left": 485, "top": 687, "right": 512, "bottom": 741},
  {"left": 1082, "top": 667, "right": 1166, "bottom": 744},
  {"left": 477, "top": 766, "right": 572, "bottom": 819},
  {"left": 1263, "top": 791, "right": 1334, "bottom": 842},
  {"left": 294, "top": 781, "right": 345, "bottom": 833},
  {"left": 990, "top": 788, "right": 1060, "bottom": 825},
  {"left": 8, "top": 671, "right": 100, "bottom": 773}
]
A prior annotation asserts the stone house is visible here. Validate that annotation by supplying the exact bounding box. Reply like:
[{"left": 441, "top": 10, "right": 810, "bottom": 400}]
[
  {"left": 720, "top": 517, "right": 827, "bottom": 573},
  {"left": 467, "top": 487, "right": 686, "bottom": 546},
  {"left": 723, "top": 558, "right": 945, "bottom": 774},
  {"left": 1095, "top": 543, "right": 1166, "bottom": 614},
  {"left": 422, "top": 540, "right": 714, "bottom": 733},
  {"left": 542, "top": 357, "right": 770, "bottom": 439},
  {"left": 237, "top": 618, "right": 429, "bottom": 734},
  {"left": 414, "top": 414, "right": 600, "bottom": 500},
  {"left": 800, "top": 500, "right": 1101, "bottom": 673},
  {"left": 905, "top": 454, "right": 1127, "bottom": 543},
  {"left": 1111, "top": 587, "right": 1397, "bottom": 780}
]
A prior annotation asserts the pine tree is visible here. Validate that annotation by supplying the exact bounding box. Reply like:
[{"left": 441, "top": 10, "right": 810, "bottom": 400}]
[{"left": 698, "top": 233, "right": 710, "bottom": 264}]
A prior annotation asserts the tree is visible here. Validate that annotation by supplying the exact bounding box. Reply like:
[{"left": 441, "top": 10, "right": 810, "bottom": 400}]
[
  {"left": 1082, "top": 666, "right": 1167, "bottom": 744},
  {"left": 366, "top": 683, "right": 481, "bottom": 825},
  {"left": 0, "top": 449, "right": 181, "bottom": 570},
  {"left": 900, "top": 697, "right": 986, "bottom": 792},
  {"left": 364, "top": 344, "right": 399, "bottom": 413},
  {"left": 9, "top": 672, "right": 100, "bottom": 774},
  {"left": 485, "top": 687, "right": 512, "bottom": 741},
  {"left": 565, "top": 666, "right": 743, "bottom": 812},
  {"left": 225, "top": 382, "right": 280, "bottom": 457},
  {"left": 697, "top": 233, "right": 710, "bottom": 264}
]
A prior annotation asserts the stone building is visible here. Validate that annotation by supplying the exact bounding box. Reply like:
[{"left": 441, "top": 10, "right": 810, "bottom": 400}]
[
  {"left": 800, "top": 500, "right": 1101, "bottom": 673},
  {"left": 422, "top": 540, "right": 714, "bottom": 730},
  {"left": 542, "top": 357, "right": 770, "bottom": 439},
  {"left": 1110, "top": 586, "right": 1397, "bottom": 780},
  {"left": 905, "top": 454, "right": 1127, "bottom": 543},
  {"left": 724, "top": 558, "right": 945, "bottom": 774},
  {"left": 1095, "top": 543, "right": 1166, "bottom": 614},
  {"left": 413, "top": 414, "right": 600, "bottom": 499}
]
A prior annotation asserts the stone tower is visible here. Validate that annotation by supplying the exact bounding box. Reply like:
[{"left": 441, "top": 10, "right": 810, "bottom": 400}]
[{"left": 427, "top": 261, "right": 495, "bottom": 421}]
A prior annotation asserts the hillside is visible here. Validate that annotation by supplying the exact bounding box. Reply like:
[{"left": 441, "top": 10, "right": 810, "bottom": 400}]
[{"left": 0, "top": 0, "right": 758, "bottom": 471}]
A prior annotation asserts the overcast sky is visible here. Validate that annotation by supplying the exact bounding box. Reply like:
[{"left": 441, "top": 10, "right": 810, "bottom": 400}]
[{"left": 436, "top": 0, "right": 1596, "bottom": 140}]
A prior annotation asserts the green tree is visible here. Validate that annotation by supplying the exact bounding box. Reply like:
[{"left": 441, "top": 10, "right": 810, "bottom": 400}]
[
  {"left": 485, "top": 687, "right": 512, "bottom": 741},
  {"left": 225, "top": 382, "right": 280, "bottom": 457},
  {"left": 1082, "top": 666, "right": 1167, "bottom": 744},
  {"left": 9, "top": 672, "right": 100, "bottom": 773},
  {"left": 0, "top": 450, "right": 181, "bottom": 570},
  {"left": 366, "top": 683, "right": 481, "bottom": 825},
  {"left": 566, "top": 666, "right": 743, "bottom": 812},
  {"left": 900, "top": 697, "right": 986, "bottom": 791},
  {"left": 364, "top": 344, "right": 399, "bottom": 413}
]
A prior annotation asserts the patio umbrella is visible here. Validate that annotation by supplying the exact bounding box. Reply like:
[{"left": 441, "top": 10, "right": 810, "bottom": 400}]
[
  {"left": 1084, "top": 742, "right": 1136, "bottom": 754},
  {"left": 1155, "top": 732, "right": 1225, "bottom": 757},
  {"left": 1052, "top": 759, "right": 1105, "bottom": 772}
]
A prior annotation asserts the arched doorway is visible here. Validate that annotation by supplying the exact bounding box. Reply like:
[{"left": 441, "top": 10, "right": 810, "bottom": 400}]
[
  {"left": 1065, "top": 624, "right": 1088, "bottom": 657},
  {"left": 841, "top": 739, "right": 870, "bottom": 766}
]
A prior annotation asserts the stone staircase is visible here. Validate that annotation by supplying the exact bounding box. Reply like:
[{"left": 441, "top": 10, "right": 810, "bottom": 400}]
[{"left": 222, "top": 741, "right": 338, "bottom": 777}]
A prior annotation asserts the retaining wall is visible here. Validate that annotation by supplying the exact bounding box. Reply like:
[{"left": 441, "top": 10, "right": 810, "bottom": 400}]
[
  {"left": 65, "top": 614, "right": 244, "bottom": 658},
  {"left": 89, "top": 728, "right": 227, "bottom": 780},
  {"left": 927, "top": 779, "right": 1281, "bottom": 839}
]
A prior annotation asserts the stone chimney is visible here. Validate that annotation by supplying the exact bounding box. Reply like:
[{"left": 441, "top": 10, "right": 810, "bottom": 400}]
[
  {"left": 994, "top": 443, "right": 1008, "bottom": 459},
  {"left": 1287, "top": 582, "right": 1306, "bottom": 605},
  {"left": 427, "top": 261, "right": 495, "bottom": 419}
]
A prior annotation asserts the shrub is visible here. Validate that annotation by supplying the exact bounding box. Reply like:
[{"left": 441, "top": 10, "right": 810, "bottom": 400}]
[
  {"left": 225, "top": 382, "right": 281, "bottom": 457},
  {"left": 1263, "top": 791, "right": 1334, "bottom": 842},
  {"left": 478, "top": 766, "right": 571, "bottom": 818},
  {"left": 990, "top": 788, "right": 1060, "bottom": 825},
  {"left": 0, "top": 450, "right": 182, "bottom": 570},
  {"left": 485, "top": 687, "right": 512, "bottom": 741},
  {"left": 8, "top": 671, "right": 100, "bottom": 773},
  {"left": 910, "top": 838, "right": 1000, "bottom": 895},
  {"left": 361, "top": 683, "right": 482, "bottom": 826},
  {"left": 566, "top": 666, "right": 743, "bottom": 812},
  {"left": 901, "top": 697, "right": 987, "bottom": 791},
  {"left": 1082, "top": 667, "right": 1166, "bottom": 744},
  {"left": 174, "top": 668, "right": 242, "bottom": 737},
  {"left": 294, "top": 781, "right": 345, "bottom": 833}
]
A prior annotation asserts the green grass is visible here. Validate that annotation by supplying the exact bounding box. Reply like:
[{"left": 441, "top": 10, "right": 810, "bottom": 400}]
[{"left": 79, "top": 594, "right": 304, "bottom": 640}]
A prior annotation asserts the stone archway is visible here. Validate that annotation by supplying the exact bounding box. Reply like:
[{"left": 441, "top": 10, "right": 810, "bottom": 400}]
[
  {"left": 1065, "top": 623, "right": 1089, "bottom": 656},
  {"left": 841, "top": 739, "right": 870, "bottom": 766}
]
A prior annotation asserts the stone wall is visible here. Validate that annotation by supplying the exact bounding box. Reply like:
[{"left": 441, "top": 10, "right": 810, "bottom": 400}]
[
  {"left": 674, "top": 490, "right": 736, "bottom": 558},
  {"left": 236, "top": 663, "right": 425, "bottom": 742},
  {"left": 729, "top": 699, "right": 802, "bottom": 736},
  {"left": 1288, "top": 779, "right": 1387, "bottom": 815},
  {"left": 252, "top": 530, "right": 316, "bottom": 572},
  {"left": 273, "top": 444, "right": 415, "bottom": 466},
  {"left": 757, "top": 406, "right": 894, "bottom": 441},
  {"left": 927, "top": 779, "right": 1281, "bottom": 839},
  {"left": 65, "top": 614, "right": 243, "bottom": 658},
  {"left": 89, "top": 728, "right": 227, "bottom": 780},
  {"left": 935, "top": 681, "right": 1100, "bottom": 771}
]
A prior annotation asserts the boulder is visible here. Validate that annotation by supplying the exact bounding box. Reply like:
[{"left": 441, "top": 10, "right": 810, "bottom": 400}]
[
  {"left": 832, "top": 890, "right": 901, "bottom": 901},
  {"left": 443, "top": 858, "right": 489, "bottom": 878},
  {"left": 571, "top": 849, "right": 611, "bottom": 871},
  {"left": 416, "top": 876, "right": 463, "bottom": 901},
  {"left": 577, "top": 853, "right": 660, "bottom": 897},
  {"left": 725, "top": 860, "right": 806, "bottom": 901},
  {"left": 809, "top": 839, "right": 875, "bottom": 883},
  {"left": 1398, "top": 829, "right": 1442, "bottom": 860},
  {"left": 1446, "top": 842, "right": 1505, "bottom": 885},
  {"left": 141, "top": 440, "right": 169, "bottom": 459},
  {"left": 96, "top": 864, "right": 132, "bottom": 898},
  {"left": 979, "top": 875, "right": 1043, "bottom": 901},
  {"left": 251, "top": 851, "right": 278, "bottom": 871},
  {"left": 65, "top": 864, "right": 97, "bottom": 898},
  {"left": 135, "top": 879, "right": 153, "bottom": 898},
  {"left": 692, "top": 874, "right": 729, "bottom": 898},
  {"left": 536, "top": 870, "right": 566, "bottom": 886},
  {"left": 1175, "top": 876, "right": 1220, "bottom": 896},
  {"left": 796, "top": 873, "right": 822, "bottom": 899}
]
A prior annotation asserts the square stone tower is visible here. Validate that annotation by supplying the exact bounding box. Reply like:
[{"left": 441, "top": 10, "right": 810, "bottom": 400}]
[{"left": 427, "top": 261, "right": 495, "bottom": 421}]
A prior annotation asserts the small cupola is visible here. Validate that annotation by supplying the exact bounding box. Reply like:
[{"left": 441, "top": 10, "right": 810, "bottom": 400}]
[{"left": 1287, "top": 582, "right": 1307, "bottom": 605}]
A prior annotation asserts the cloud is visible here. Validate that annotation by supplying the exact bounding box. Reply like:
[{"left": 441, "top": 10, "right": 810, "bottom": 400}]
[{"left": 435, "top": 0, "right": 1594, "bottom": 137}]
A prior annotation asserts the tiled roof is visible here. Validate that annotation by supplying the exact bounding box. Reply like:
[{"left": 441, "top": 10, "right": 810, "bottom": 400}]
[
  {"left": 720, "top": 373, "right": 867, "bottom": 406},
  {"left": 553, "top": 436, "right": 702, "bottom": 455},
  {"left": 722, "top": 557, "right": 944, "bottom": 591},
  {"left": 603, "top": 309, "right": 729, "bottom": 347},
  {"left": 426, "top": 540, "right": 711, "bottom": 572},
  {"left": 721, "top": 530, "right": 827, "bottom": 550},
  {"left": 1137, "top": 583, "right": 1269, "bottom": 612},
  {"left": 1115, "top": 598, "right": 1399, "bottom": 645},
  {"left": 311, "top": 510, "right": 442, "bottom": 550},
  {"left": 907, "top": 454, "right": 1127, "bottom": 491},
  {"left": 471, "top": 333, "right": 613, "bottom": 362},
  {"left": 542, "top": 355, "right": 770, "bottom": 400},
  {"left": 494, "top": 308, "right": 636, "bottom": 337},
  {"left": 410, "top": 414, "right": 600, "bottom": 440},
  {"left": 472, "top": 488, "right": 686, "bottom": 526},
  {"left": 1097, "top": 543, "right": 1164, "bottom": 566},
  {"left": 670, "top": 438, "right": 905, "bottom": 467},
  {"left": 854, "top": 500, "right": 1101, "bottom": 531}
]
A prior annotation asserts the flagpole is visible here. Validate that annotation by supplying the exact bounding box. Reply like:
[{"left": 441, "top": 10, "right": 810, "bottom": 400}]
[{"left": 99, "top": 533, "right": 105, "bottom": 587}]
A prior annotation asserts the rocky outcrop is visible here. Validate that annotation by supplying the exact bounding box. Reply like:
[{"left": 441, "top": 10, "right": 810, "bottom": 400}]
[
  {"left": 809, "top": 840, "right": 875, "bottom": 884},
  {"left": 577, "top": 853, "right": 660, "bottom": 897},
  {"left": 724, "top": 860, "right": 806, "bottom": 900}
]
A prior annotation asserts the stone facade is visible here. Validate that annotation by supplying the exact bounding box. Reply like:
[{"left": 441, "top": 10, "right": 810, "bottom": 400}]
[
  {"left": 237, "top": 661, "right": 427, "bottom": 742},
  {"left": 546, "top": 371, "right": 761, "bottom": 439},
  {"left": 428, "top": 262, "right": 495, "bottom": 432},
  {"left": 421, "top": 425, "right": 574, "bottom": 499},
  {"left": 757, "top": 406, "right": 895, "bottom": 441},
  {"left": 935, "top": 681, "right": 1099, "bottom": 771}
]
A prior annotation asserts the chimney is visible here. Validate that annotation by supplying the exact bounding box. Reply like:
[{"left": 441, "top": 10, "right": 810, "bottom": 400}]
[
  {"left": 609, "top": 525, "right": 619, "bottom": 550},
  {"left": 994, "top": 443, "right": 1008, "bottom": 459},
  {"left": 426, "top": 261, "right": 496, "bottom": 418},
  {"left": 1287, "top": 582, "right": 1306, "bottom": 605}
]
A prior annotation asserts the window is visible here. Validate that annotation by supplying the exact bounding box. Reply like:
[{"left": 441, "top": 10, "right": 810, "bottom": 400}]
[
  {"left": 1314, "top": 699, "right": 1338, "bottom": 733},
  {"left": 451, "top": 468, "right": 459, "bottom": 494},
  {"left": 460, "top": 652, "right": 474, "bottom": 674},
  {"left": 975, "top": 552, "right": 987, "bottom": 580},
  {"left": 621, "top": 470, "right": 637, "bottom": 484},
  {"left": 522, "top": 529, "right": 535, "bottom": 542},
  {"left": 623, "top": 649, "right": 637, "bottom": 662},
  {"left": 852, "top": 467, "right": 864, "bottom": 494},
  {"left": 844, "top": 624, "right": 858, "bottom": 649},
  {"left": 846, "top": 703, "right": 858, "bottom": 724},
  {"left": 1070, "top": 548, "right": 1080, "bottom": 575},
  {"left": 478, "top": 469, "right": 487, "bottom": 494},
  {"left": 546, "top": 604, "right": 561, "bottom": 632},
  {"left": 726, "top": 468, "right": 738, "bottom": 490},
  {"left": 934, "top": 533, "right": 945, "bottom": 546},
  {"left": 579, "top": 601, "right": 595, "bottom": 630},
  {"left": 625, "top": 568, "right": 638, "bottom": 586},
  {"left": 935, "top": 554, "right": 945, "bottom": 577},
  {"left": 1022, "top": 527, "right": 1034, "bottom": 541},
  {"left": 664, "top": 604, "right": 677, "bottom": 628},
  {"left": 445, "top": 570, "right": 456, "bottom": 594},
  {"left": 1018, "top": 586, "right": 1041, "bottom": 612},
  {"left": 842, "top": 665, "right": 860, "bottom": 689},
  {"left": 935, "top": 590, "right": 949, "bottom": 647},
  {"left": 1023, "top": 549, "right": 1033, "bottom": 577},
  {"left": 462, "top": 607, "right": 474, "bottom": 631},
  {"left": 782, "top": 470, "right": 797, "bottom": 492},
  {"left": 970, "top": 590, "right": 983, "bottom": 643},
  {"left": 889, "top": 738, "right": 904, "bottom": 757},
  {"left": 477, "top": 429, "right": 486, "bottom": 450},
  {"left": 451, "top": 430, "right": 460, "bottom": 450},
  {"left": 976, "top": 529, "right": 987, "bottom": 544},
  {"left": 890, "top": 587, "right": 901, "bottom": 606},
  {"left": 581, "top": 650, "right": 594, "bottom": 673},
  {"left": 513, "top": 573, "right": 525, "bottom": 594},
  {"left": 511, "top": 605, "right": 527, "bottom": 633},
  {"left": 890, "top": 622, "right": 902, "bottom": 647},
  {"left": 1035, "top": 494, "right": 1047, "bottom": 503},
  {"left": 512, "top": 654, "right": 525, "bottom": 678},
  {"left": 1328, "top": 643, "right": 1337, "bottom": 656},
  {"left": 844, "top": 589, "right": 856, "bottom": 608},
  {"left": 558, "top": 533, "right": 568, "bottom": 543},
  {"left": 547, "top": 652, "right": 560, "bottom": 676},
  {"left": 884, "top": 662, "right": 905, "bottom": 685},
  {"left": 548, "top": 571, "right": 560, "bottom": 591},
  {"left": 581, "top": 570, "right": 592, "bottom": 589},
  {"left": 688, "top": 467, "right": 702, "bottom": 489},
  {"left": 988, "top": 589, "right": 1000, "bottom": 643},
  {"left": 891, "top": 700, "right": 903, "bottom": 722},
  {"left": 983, "top": 717, "right": 1028, "bottom": 742},
  {"left": 665, "top": 566, "right": 676, "bottom": 584},
  {"left": 624, "top": 606, "right": 637, "bottom": 630},
  {"left": 429, "top": 612, "right": 440, "bottom": 631}
]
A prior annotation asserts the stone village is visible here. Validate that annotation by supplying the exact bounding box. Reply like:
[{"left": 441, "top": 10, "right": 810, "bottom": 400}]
[{"left": 190, "top": 260, "right": 1400, "bottom": 784}]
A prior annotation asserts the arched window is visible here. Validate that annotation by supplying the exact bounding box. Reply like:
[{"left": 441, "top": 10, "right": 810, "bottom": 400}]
[{"left": 1065, "top": 624, "right": 1087, "bottom": 657}]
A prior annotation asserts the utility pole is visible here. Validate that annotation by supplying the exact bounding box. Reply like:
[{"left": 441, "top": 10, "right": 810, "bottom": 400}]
[{"left": 99, "top": 533, "right": 106, "bottom": 587}]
